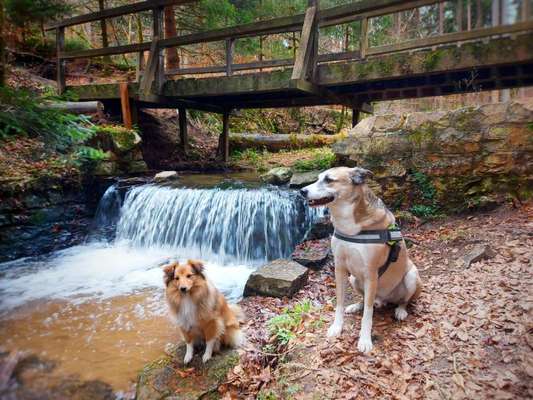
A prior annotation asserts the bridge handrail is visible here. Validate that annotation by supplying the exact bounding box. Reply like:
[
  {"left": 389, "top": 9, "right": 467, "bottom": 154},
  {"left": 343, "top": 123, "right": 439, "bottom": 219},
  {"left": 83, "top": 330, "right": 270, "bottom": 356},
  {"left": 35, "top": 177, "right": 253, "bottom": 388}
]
[{"left": 51, "top": 0, "right": 531, "bottom": 94}]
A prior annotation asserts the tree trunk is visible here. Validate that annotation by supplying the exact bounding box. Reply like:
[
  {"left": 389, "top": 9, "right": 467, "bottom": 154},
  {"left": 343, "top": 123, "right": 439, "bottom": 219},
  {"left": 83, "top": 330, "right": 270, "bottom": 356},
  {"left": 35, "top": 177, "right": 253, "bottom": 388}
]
[
  {"left": 98, "top": 0, "right": 111, "bottom": 64},
  {"left": 164, "top": 6, "right": 179, "bottom": 69}
]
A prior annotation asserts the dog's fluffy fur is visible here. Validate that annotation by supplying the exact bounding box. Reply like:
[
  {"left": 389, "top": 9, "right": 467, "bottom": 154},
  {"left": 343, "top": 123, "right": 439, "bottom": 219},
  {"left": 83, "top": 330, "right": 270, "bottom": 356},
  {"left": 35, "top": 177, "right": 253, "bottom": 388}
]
[
  {"left": 302, "top": 167, "right": 422, "bottom": 353},
  {"left": 163, "top": 260, "right": 244, "bottom": 364}
]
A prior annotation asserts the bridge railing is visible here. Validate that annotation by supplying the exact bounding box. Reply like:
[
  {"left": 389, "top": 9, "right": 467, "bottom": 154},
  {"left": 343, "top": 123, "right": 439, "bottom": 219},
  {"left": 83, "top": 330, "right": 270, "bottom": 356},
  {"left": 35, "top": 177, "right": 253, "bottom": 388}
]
[{"left": 48, "top": 0, "right": 532, "bottom": 94}]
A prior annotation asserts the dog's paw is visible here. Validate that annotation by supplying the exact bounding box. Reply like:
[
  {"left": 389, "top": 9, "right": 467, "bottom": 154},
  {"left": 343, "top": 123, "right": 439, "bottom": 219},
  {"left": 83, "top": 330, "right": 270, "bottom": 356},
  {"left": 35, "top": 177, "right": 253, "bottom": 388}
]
[
  {"left": 394, "top": 306, "right": 408, "bottom": 321},
  {"left": 327, "top": 323, "right": 343, "bottom": 338},
  {"left": 183, "top": 353, "right": 193, "bottom": 364},
  {"left": 345, "top": 303, "right": 362, "bottom": 314},
  {"left": 357, "top": 336, "right": 373, "bottom": 353},
  {"left": 202, "top": 353, "right": 212, "bottom": 363}
]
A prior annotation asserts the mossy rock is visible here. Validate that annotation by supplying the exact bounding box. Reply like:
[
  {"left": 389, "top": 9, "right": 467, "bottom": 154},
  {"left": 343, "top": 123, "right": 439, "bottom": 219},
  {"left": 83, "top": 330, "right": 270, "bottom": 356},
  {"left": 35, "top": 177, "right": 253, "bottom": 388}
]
[
  {"left": 94, "top": 125, "right": 142, "bottom": 154},
  {"left": 136, "top": 346, "right": 239, "bottom": 400}
]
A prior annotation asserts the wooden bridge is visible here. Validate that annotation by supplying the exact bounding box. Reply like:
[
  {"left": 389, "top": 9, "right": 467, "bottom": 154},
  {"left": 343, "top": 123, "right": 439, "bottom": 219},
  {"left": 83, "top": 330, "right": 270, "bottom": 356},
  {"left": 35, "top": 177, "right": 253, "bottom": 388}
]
[{"left": 48, "top": 0, "right": 533, "bottom": 160}]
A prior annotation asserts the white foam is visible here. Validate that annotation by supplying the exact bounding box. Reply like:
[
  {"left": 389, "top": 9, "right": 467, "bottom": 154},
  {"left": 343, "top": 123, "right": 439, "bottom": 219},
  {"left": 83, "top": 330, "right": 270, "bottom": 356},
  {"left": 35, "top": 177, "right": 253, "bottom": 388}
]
[{"left": 0, "top": 241, "right": 254, "bottom": 312}]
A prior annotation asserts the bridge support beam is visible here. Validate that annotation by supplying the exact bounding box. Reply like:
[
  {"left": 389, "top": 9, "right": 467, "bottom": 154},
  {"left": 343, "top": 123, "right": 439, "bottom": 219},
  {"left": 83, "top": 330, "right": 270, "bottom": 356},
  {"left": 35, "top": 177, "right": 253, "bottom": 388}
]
[
  {"left": 120, "top": 82, "right": 134, "bottom": 129},
  {"left": 178, "top": 107, "right": 188, "bottom": 154},
  {"left": 352, "top": 108, "right": 360, "bottom": 128},
  {"left": 218, "top": 110, "right": 231, "bottom": 162}
]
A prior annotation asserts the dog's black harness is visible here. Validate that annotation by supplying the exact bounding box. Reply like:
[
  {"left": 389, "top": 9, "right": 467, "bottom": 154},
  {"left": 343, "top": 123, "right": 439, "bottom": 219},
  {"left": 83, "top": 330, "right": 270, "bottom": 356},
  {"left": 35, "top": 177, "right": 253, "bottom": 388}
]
[{"left": 333, "top": 228, "right": 403, "bottom": 277}]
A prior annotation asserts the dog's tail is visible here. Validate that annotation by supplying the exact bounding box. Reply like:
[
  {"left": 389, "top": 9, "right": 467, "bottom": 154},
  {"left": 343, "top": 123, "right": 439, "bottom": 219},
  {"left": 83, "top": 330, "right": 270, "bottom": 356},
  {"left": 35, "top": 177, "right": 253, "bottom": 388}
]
[
  {"left": 223, "top": 304, "right": 245, "bottom": 348},
  {"left": 229, "top": 304, "right": 245, "bottom": 324}
]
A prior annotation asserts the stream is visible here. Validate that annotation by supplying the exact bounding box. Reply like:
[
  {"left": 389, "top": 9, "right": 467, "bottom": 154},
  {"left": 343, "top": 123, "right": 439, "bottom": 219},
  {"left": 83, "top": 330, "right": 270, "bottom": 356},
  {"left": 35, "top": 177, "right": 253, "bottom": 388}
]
[{"left": 0, "top": 173, "right": 322, "bottom": 391}]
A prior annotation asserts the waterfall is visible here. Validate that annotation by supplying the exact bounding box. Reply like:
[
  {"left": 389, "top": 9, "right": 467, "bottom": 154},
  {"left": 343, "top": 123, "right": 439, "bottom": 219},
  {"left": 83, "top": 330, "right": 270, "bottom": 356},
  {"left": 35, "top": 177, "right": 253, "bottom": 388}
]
[
  {"left": 114, "top": 184, "right": 322, "bottom": 264},
  {"left": 89, "top": 184, "right": 122, "bottom": 241}
]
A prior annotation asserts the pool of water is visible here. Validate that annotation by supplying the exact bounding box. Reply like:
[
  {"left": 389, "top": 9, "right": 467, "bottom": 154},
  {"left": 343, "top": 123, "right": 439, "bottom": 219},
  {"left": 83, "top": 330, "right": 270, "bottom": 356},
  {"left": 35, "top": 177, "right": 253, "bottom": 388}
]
[{"left": 0, "top": 173, "right": 321, "bottom": 391}]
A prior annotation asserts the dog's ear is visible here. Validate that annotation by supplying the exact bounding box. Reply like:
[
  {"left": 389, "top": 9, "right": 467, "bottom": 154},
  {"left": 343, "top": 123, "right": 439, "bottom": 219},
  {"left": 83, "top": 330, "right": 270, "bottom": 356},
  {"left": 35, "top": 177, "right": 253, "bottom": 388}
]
[
  {"left": 188, "top": 259, "right": 205, "bottom": 277},
  {"left": 163, "top": 262, "right": 177, "bottom": 285},
  {"left": 349, "top": 167, "right": 373, "bottom": 185}
]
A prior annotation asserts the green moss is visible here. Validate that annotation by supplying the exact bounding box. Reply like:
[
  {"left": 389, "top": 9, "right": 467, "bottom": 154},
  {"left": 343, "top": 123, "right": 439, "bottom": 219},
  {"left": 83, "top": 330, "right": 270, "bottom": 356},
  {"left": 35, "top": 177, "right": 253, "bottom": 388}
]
[
  {"left": 422, "top": 50, "right": 443, "bottom": 71},
  {"left": 527, "top": 122, "right": 533, "bottom": 131},
  {"left": 376, "top": 58, "right": 395, "bottom": 75},
  {"left": 206, "top": 352, "right": 239, "bottom": 382},
  {"left": 29, "top": 210, "right": 46, "bottom": 225},
  {"left": 407, "top": 123, "right": 437, "bottom": 147}
]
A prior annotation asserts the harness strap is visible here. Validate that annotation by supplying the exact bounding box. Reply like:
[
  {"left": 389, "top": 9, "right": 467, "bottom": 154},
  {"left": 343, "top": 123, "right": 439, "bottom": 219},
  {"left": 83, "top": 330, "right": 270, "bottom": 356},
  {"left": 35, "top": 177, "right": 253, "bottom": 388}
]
[
  {"left": 333, "top": 228, "right": 403, "bottom": 277},
  {"left": 333, "top": 229, "right": 402, "bottom": 244}
]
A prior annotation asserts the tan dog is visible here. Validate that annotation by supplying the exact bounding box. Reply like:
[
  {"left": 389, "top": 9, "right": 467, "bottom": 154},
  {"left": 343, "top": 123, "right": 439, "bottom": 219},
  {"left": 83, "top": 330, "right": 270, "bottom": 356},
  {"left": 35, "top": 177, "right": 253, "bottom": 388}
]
[
  {"left": 163, "top": 260, "right": 244, "bottom": 363},
  {"left": 301, "top": 167, "right": 422, "bottom": 353}
]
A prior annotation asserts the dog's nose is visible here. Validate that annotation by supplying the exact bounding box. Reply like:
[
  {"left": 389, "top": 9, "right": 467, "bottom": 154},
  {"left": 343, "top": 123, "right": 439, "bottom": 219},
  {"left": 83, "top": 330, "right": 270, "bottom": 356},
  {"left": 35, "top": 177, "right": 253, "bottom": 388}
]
[
  {"left": 300, "top": 188, "right": 308, "bottom": 197},
  {"left": 180, "top": 287, "right": 187, "bottom": 293}
]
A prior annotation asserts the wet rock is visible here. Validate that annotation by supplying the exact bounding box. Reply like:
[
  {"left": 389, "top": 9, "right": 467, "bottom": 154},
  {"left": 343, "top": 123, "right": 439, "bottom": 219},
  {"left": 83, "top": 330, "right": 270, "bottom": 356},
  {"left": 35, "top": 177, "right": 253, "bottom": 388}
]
[
  {"left": 463, "top": 244, "right": 496, "bottom": 268},
  {"left": 260, "top": 167, "right": 292, "bottom": 185},
  {"left": 94, "top": 161, "right": 121, "bottom": 176},
  {"left": 136, "top": 344, "right": 239, "bottom": 400},
  {"left": 289, "top": 170, "right": 321, "bottom": 188},
  {"left": 154, "top": 171, "right": 179, "bottom": 182},
  {"left": 243, "top": 259, "right": 309, "bottom": 298},
  {"left": 126, "top": 160, "right": 149, "bottom": 174},
  {"left": 304, "top": 216, "right": 333, "bottom": 241},
  {"left": 292, "top": 241, "right": 330, "bottom": 270}
]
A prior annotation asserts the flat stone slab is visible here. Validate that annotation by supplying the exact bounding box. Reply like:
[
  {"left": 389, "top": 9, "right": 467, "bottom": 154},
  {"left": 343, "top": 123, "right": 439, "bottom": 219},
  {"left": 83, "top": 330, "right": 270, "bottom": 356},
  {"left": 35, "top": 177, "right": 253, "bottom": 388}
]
[
  {"left": 463, "top": 244, "right": 496, "bottom": 268},
  {"left": 292, "top": 240, "right": 330, "bottom": 270},
  {"left": 136, "top": 344, "right": 239, "bottom": 400},
  {"left": 289, "top": 170, "right": 321, "bottom": 188},
  {"left": 243, "top": 259, "right": 309, "bottom": 298},
  {"left": 260, "top": 167, "right": 292, "bottom": 185},
  {"left": 154, "top": 171, "right": 179, "bottom": 182}
]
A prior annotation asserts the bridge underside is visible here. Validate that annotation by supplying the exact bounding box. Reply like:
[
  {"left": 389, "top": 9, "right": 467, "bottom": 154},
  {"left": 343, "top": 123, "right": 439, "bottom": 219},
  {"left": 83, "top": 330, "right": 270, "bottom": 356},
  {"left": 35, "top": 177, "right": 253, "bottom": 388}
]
[{"left": 70, "top": 33, "right": 533, "bottom": 113}]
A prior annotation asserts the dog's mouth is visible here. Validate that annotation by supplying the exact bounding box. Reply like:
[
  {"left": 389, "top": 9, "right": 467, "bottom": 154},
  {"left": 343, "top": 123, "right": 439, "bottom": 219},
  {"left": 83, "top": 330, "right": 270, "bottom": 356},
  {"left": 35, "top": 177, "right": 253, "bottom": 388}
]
[{"left": 307, "top": 196, "right": 334, "bottom": 207}]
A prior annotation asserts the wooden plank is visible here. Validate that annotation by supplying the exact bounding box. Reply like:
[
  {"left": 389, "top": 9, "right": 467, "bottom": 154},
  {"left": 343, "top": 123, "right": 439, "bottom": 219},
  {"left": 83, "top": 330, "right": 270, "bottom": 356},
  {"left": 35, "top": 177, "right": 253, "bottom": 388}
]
[
  {"left": 178, "top": 107, "right": 188, "bottom": 152},
  {"left": 61, "top": 42, "right": 151, "bottom": 60},
  {"left": 360, "top": 17, "right": 368, "bottom": 58},
  {"left": 119, "top": 82, "right": 133, "bottom": 129},
  {"left": 139, "top": 37, "right": 159, "bottom": 95},
  {"left": 46, "top": 0, "right": 196, "bottom": 30},
  {"left": 291, "top": 6, "right": 317, "bottom": 81},
  {"left": 366, "top": 19, "right": 533, "bottom": 56},
  {"left": 226, "top": 38, "right": 234, "bottom": 76},
  {"left": 153, "top": 7, "right": 165, "bottom": 92},
  {"left": 56, "top": 27, "right": 66, "bottom": 94}
]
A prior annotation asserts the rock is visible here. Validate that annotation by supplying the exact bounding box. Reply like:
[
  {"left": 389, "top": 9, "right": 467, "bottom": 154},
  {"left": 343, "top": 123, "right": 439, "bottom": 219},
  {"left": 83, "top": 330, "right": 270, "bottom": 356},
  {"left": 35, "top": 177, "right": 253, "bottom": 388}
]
[
  {"left": 289, "top": 170, "right": 321, "bottom": 188},
  {"left": 304, "top": 216, "right": 333, "bottom": 240},
  {"left": 291, "top": 241, "right": 330, "bottom": 270},
  {"left": 126, "top": 160, "right": 149, "bottom": 173},
  {"left": 154, "top": 171, "right": 179, "bottom": 182},
  {"left": 463, "top": 244, "right": 496, "bottom": 268},
  {"left": 111, "top": 129, "right": 142, "bottom": 154},
  {"left": 261, "top": 167, "right": 293, "bottom": 185},
  {"left": 243, "top": 259, "right": 309, "bottom": 298},
  {"left": 94, "top": 161, "right": 120, "bottom": 176},
  {"left": 332, "top": 100, "right": 533, "bottom": 212},
  {"left": 136, "top": 345, "right": 239, "bottom": 400}
]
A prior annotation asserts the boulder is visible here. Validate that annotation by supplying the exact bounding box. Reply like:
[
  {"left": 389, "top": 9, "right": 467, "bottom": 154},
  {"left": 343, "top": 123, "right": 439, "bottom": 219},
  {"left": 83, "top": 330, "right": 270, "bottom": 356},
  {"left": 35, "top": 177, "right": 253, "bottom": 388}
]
[
  {"left": 154, "top": 171, "right": 179, "bottom": 182},
  {"left": 243, "top": 259, "right": 309, "bottom": 298},
  {"left": 289, "top": 170, "right": 321, "bottom": 188},
  {"left": 136, "top": 344, "right": 239, "bottom": 400},
  {"left": 304, "top": 216, "right": 333, "bottom": 240},
  {"left": 261, "top": 167, "right": 293, "bottom": 185},
  {"left": 111, "top": 129, "right": 142, "bottom": 154},
  {"left": 93, "top": 161, "right": 120, "bottom": 176},
  {"left": 291, "top": 240, "right": 330, "bottom": 270},
  {"left": 463, "top": 244, "right": 496, "bottom": 268},
  {"left": 126, "top": 160, "right": 149, "bottom": 174}
]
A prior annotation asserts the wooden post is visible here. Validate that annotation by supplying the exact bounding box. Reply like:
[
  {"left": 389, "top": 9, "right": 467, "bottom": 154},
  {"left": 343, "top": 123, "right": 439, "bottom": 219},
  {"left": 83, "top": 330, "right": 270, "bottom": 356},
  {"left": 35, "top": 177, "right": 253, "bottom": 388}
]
[
  {"left": 219, "top": 111, "right": 230, "bottom": 162},
  {"left": 119, "top": 82, "right": 133, "bottom": 129},
  {"left": 56, "top": 27, "right": 66, "bottom": 95},
  {"left": 178, "top": 107, "right": 188, "bottom": 153},
  {"left": 523, "top": 0, "right": 531, "bottom": 21},
  {"left": 352, "top": 108, "right": 360, "bottom": 127},
  {"left": 291, "top": 5, "right": 317, "bottom": 81},
  {"left": 136, "top": 51, "right": 144, "bottom": 82},
  {"left": 360, "top": 17, "right": 368, "bottom": 59},
  {"left": 226, "top": 38, "right": 234, "bottom": 76},
  {"left": 439, "top": 2, "right": 445, "bottom": 34},
  {"left": 467, "top": 0, "right": 472, "bottom": 31},
  {"left": 152, "top": 7, "right": 165, "bottom": 93},
  {"left": 456, "top": 0, "right": 463, "bottom": 31}
]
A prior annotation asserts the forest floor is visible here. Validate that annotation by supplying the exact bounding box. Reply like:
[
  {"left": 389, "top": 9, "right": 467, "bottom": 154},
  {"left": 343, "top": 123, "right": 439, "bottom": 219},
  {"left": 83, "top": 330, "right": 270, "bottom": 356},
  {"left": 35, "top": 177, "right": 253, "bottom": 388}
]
[{"left": 223, "top": 202, "right": 533, "bottom": 400}]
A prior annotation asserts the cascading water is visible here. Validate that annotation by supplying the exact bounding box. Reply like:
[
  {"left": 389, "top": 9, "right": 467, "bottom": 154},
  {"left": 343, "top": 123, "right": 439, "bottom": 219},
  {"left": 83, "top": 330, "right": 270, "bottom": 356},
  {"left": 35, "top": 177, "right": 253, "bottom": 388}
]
[{"left": 115, "top": 185, "right": 321, "bottom": 264}]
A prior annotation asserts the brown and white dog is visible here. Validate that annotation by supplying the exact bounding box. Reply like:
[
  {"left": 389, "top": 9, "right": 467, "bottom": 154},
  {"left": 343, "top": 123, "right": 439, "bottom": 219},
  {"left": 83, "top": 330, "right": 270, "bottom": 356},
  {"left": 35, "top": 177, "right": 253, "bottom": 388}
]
[
  {"left": 163, "top": 260, "right": 244, "bottom": 363},
  {"left": 301, "top": 167, "right": 422, "bottom": 353}
]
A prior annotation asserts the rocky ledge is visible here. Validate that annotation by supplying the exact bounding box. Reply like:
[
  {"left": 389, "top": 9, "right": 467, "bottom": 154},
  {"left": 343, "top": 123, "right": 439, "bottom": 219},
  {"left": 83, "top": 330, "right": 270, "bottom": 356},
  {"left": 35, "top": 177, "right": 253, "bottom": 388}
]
[{"left": 136, "top": 344, "right": 239, "bottom": 400}]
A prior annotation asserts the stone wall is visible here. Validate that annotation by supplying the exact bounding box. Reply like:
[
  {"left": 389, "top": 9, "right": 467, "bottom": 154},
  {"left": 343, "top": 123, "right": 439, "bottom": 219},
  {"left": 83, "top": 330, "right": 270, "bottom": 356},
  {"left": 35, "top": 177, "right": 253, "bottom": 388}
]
[{"left": 333, "top": 100, "right": 533, "bottom": 213}]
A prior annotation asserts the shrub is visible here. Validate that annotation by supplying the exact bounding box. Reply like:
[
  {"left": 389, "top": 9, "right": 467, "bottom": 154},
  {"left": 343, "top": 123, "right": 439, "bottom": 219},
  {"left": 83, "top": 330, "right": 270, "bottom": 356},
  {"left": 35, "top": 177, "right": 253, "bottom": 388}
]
[
  {"left": 292, "top": 148, "right": 335, "bottom": 171},
  {"left": 268, "top": 300, "right": 313, "bottom": 345},
  {"left": 64, "top": 37, "right": 90, "bottom": 52}
]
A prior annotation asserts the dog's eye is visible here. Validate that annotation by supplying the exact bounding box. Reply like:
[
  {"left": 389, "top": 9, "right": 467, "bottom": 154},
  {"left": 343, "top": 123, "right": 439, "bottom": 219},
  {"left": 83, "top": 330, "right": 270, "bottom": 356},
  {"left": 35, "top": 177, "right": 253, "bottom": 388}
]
[
  {"left": 324, "top": 176, "right": 333, "bottom": 183},
  {"left": 186, "top": 274, "right": 193, "bottom": 278}
]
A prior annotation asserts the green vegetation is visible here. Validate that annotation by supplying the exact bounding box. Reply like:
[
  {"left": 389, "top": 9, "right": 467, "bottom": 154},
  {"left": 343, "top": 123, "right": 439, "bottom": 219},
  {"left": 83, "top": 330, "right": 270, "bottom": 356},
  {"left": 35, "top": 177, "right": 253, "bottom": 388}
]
[
  {"left": 293, "top": 148, "right": 336, "bottom": 171},
  {"left": 268, "top": 300, "right": 313, "bottom": 345},
  {"left": 409, "top": 171, "right": 440, "bottom": 219}
]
